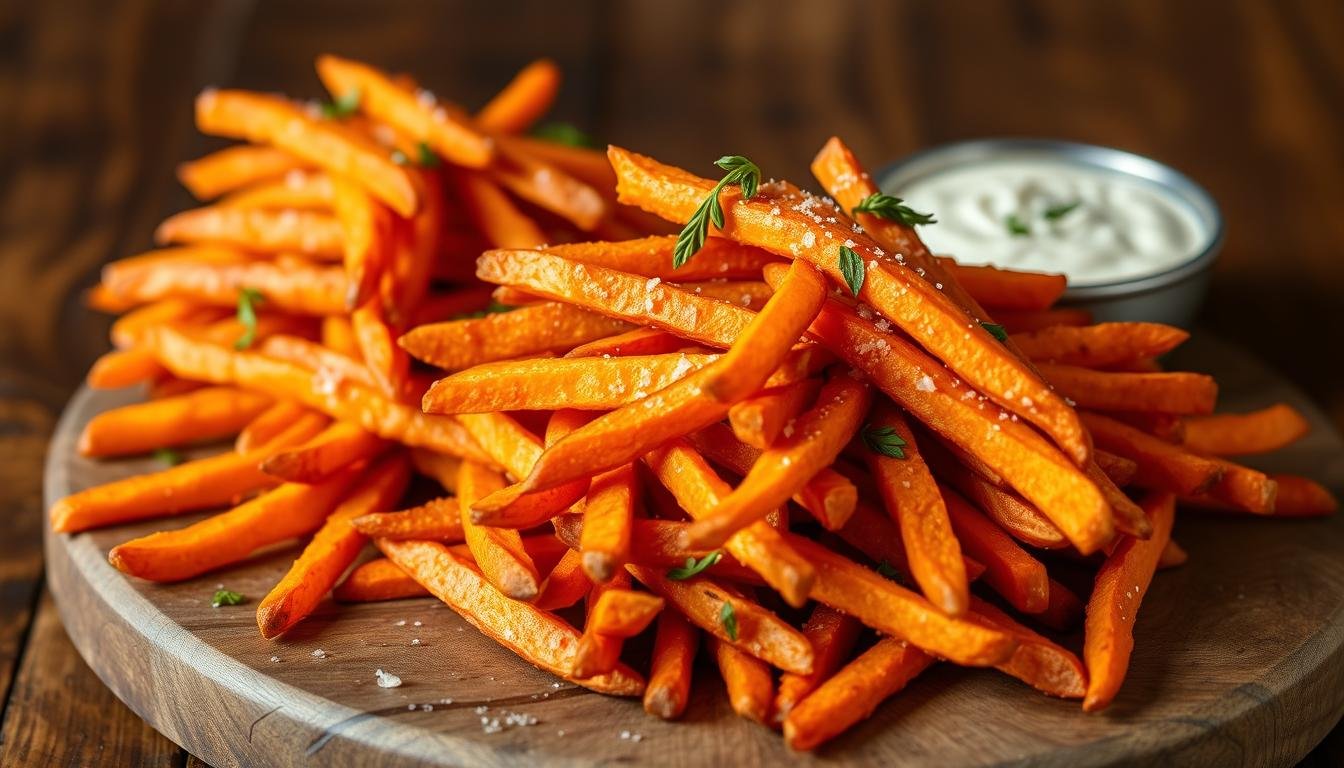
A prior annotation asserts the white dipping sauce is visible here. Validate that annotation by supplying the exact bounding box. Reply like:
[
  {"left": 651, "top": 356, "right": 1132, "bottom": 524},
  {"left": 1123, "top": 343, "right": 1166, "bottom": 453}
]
[{"left": 895, "top": 158, "right": 1206, "bottom": 287}]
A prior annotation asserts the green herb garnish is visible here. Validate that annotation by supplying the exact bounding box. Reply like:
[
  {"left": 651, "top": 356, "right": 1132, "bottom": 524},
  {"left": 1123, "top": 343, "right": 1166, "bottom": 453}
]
[
  {"left": 415, "top": 141, "right": 441, "bottom": 168},
  {"left": 233, "top": 288, "right": 265, "bottom": 350},
  {"left": 876, "top": 560, "right": 902, "bottom": 581},
  {"left": 852, "top": 193, "right": 937, "bottom": 226},
  {"left": 719, "top": 601, "right": 738, "bottom": 641},
  {"left": 1005, "top": 214, "right": 1030, "bottom": 237},
  {"left": 152, "top": 447, "right": 183, "bottom": 466},
  {"left": 667, "top": 552, "right": 721, "bottom": 580},
  {"left": 211, "top": 589, "right": 244, "bottom": 608},
  {"left": 673, "top": 156, "right": 761, "bottom": 269},
  {"left": 862, "top": 424, "right": 907, "bottom": 459},
  {"left": 320, "top": 89, "right": 361, "bottom": 120},
  {"left": 838, "top": 245, "right": 865, "bottom": 296},
  {"left": 529, "top": 121, "right": 599, "bottom": 148},
  {"left": 980, "top": 321, "right": 1009, "bottom": 342},
  {"left": 1043, "top": 201, "right": 1081, "bottom": 221},
  {"left": 451, "top": 301, "right": 518, "bottom": 320}
]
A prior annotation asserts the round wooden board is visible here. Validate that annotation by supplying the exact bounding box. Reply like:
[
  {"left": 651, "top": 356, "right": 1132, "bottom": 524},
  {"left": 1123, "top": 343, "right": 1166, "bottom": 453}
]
[{"left": 44, "top": 335, "right": 1344, "bottom": 767}]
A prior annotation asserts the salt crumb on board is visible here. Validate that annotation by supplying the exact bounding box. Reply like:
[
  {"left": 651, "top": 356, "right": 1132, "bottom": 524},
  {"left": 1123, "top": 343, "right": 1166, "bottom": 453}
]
[
  {"left": 375, "top": 669, "right": 402, "bottom": 688},
  {"left": 310, "top": 649, "right": 326, "bottom": 659}
]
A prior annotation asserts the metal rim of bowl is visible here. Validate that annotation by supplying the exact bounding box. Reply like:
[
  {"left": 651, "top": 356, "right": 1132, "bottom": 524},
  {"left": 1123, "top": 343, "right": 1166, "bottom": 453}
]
[{"left": 874, "top": 138, "right": 1226, "bottom": 300}]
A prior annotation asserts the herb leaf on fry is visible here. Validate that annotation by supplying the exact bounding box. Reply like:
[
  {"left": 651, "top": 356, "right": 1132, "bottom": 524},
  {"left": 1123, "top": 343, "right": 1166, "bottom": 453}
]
[
  {"left": 233, "top": 288, "right": 265, "bottom": 350},
  {"left": 838, "top": 245, "right": 865, "bottom": 296},
  {"left": 980, "top": 322, "right": 1009, "bottom": 342},
  {"left": 673, "top": 155, "right": 761, "bottom": 269},
  {"left": 667, "top": 551, "right": 721, "bottom": 580},
  {"left": 862, "top": 424, "right": 907, "bottom": 459},
  {"left": 853, "top": 193, "right": 937, "bottom": 226},
  {"left": 719, "top": 600, "right": 738, "bottom": 641},
  {"left": 320, "top": 88, "right": 361, "bottom": 120}
]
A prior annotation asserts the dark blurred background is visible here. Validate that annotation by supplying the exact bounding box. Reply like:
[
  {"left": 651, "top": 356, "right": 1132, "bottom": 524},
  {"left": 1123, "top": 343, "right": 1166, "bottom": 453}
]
[{"left": 1, "top": 1, "right": 1341, "bottom": 764}]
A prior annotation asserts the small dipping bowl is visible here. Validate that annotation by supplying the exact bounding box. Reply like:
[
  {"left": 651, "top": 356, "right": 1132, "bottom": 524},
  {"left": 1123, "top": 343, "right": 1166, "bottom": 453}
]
[{"left": 877, "top": 139, "right": 1224, "bottom": 328}]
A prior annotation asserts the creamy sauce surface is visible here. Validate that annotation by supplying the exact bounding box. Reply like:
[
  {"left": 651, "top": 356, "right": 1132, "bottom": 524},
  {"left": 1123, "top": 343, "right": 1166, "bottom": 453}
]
[{"left": 894, "top": 158, "right": 1208, "bottom": 286}]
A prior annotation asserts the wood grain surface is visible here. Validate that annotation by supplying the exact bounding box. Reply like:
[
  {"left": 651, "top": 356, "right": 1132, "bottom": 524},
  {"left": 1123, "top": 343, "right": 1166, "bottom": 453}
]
[
  {"left": 40, "top": 335, "right": 1344, "bottom": 767},
  {"left": 2, "top": 1, "right": 1343, "bottom": 765}
]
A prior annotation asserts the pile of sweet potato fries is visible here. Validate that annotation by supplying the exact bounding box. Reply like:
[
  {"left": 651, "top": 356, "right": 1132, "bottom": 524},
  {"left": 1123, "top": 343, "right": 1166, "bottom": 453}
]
[{"left": 54, "top": 55, "right": 1337, "bottom": 750}]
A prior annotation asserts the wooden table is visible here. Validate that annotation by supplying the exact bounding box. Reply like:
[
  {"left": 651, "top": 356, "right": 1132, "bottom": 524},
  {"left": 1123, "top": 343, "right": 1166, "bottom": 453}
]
[{"left": 0, "top": 1, "right": 1340, "bottom": 764}]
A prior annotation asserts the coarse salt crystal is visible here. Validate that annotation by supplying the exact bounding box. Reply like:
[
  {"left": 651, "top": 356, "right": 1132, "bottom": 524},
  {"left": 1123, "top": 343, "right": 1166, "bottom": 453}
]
[
  {"left": 915, "top": 375, "right": 936, "bottom": 392},
  {"left": 311, "top": 649, "right": 326, "bottom": 658},
  {"left": 375, "top": 669, "right": 402, "bottom": 688}
]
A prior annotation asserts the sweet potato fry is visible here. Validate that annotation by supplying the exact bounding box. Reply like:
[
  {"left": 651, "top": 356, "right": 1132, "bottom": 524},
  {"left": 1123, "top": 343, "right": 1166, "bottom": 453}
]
[
  {"left": 551, "top": 514, "right": 764, "bottom": 584},
  {"left": 477, "top": 248, "right": 757, "bottom": 349},
  {"left": 627, "top": 565, "right": 814, "bottom": 675},
  {"left": 1083, "top": 491, "right": 1176, "bottom": 712},
  {"left": 351, "top": 301, "right": 409, "bottom": 399},
  {"left": 786, "top": 534, "right": 1016, "bottom": 666},
  {"left": 144, "top": 327, "right": 490, "bottom": 460},
  {"left": 532, "top": 549, "right": 591, "bottom": 611},
  {"left": 236, "top": 400, "right": 310, "bottom": 453},
  {"left": 103, "top": 255, "right": 348, "bottom": 316},
  {"left": 586, "top": 587, "right": 664, "bottom": 637},
  {"left": 774, "top": 605, "right": 863, "bottom": 723},
  {"left": 610, "top": 145, "right": 1088, "bottom": 466},
  {"left": 941, "top": 260, "right": 1068, "bottom": 312},
  {"left": 571, "top": 573, "right": 633, "bottom": 678},
  {"left": 257, "top": 454, "right": 410, "bottom": 637},
  {"left": 783, "top": 638, "right": 933, "bottom": 752},
  {"left": 456, "top": 460, "right": 540, "bottom": 600},
  {"left": 1081, "top": 411, "right": 1222, "bottom": 496},
  {"left": 863, "top": 406, "right": 969, "bottom": 616},
  {"left": 401, "top": 303, "right": 631, "bottom": 371},
  {"left": 109, "top": 466, "right": 360, "bottom": 582},
  {"left": 407, "top": 285, "right": 498, "bottom": 325},
  {"left": 51, "top": 411, "right": 326, "bottom": 533},
  {"left": 155, "top": 206, "right": 344, "bottom": 259},
  {"left": 1182, "top": 403, "right": 1311, "bottom": 456},
  {"left": 564, "top": 327, "right": 686, "bottom": 358},
  {"left": 713, "top": 636, "right": 775, "bottom": 725},
  {"left": 333, "top": 557, "right": 429, "bottom": 602},
  {"left": 351, "top": 496, "right": 464, "bottom": 541},
  {"left": 968, "top": 597, "right": 1087, "bottom": 698},
  {"left": 1086, "top": 460, "right": 1152, "bottom": 540},
  {"left": 455, "top": 411, "right": 589, "bottom": 528},
  {"left": 260, "top": 421, "right": 388, "bottom": 483},
  {"left": 195, "top": 89, "right": 419, "bottom": 216},
  {"left": 581, "top": 463, "right": 637, "bottom": 582},
  {"left": 77, "top": 386, "right": 272, "bottom": 458},
  {"left": 546, "top": 235, "right": 782, "bottom": 281},
  {"left": 944, "top": 490, "right": 1050, "bottom": 613},
  {"left": 1158, "top": 539, "right": 1189, "bottom": 569},
  {"left": 1106, "top": 410, "right": 1186, "bottom": 443},
  {"left": 787, "top": 282, "right": 1113, "bottom": 553},
  {"left": 329, "top": 176, "right": 391, "bottom": 309},
  {"left": 940, "top": 460, "right": 1069, "bottom": 550},
  {"left": 1037, "top": 364, "right": 1217, "bottom": 415},
  {"left": 491, "top": 142, "right": 608, "bottom": 231},
  {"left": 1095, "top": 449, "right": 1138, "bottom": 487},
  {"left": 257, "top": 335, "right": 378, "bottom": 391},
  {"left": 729, "top": 378, "right": 820, "bottom": 450},
  {"left": 1264, "top": 475, "right": 1337, "bottom": 516},
  {"left": 220, "top": 170, "right": 334, "bottom": 210},
  {"left": 1011, "top": 323, "right": 1189, "bottom": 368},
  {"left": 177, "top": 145, "right": 308, "bottom": 200},
  {"left": 644, "top": 609, "right": 699, "bottom": 720},
  {"left": 378, "top": 539, "right": 644, "bottom": 695},
  {"left": 1205, "top": 458, "right": 1278, "bottom": 514},
  {"left": 995, "top": 308, "right": 1093, "bottom": 333},
  {"left": 685, "top": 374, "right": 870, "bottom": 547},
  {"left": 1036, "top": 578, "right": 1086, "bottom": 632},
  {"left": 109, "top": 299, "right": 215, "bottom": 349},
  {"left": 86, "top": 348, "right": 167, "bottom": 390},
  {"left": 477, "top": 58, "right": 561, "bottom": 133},
  {"left": 453, "top": 170, "right": 547, "bottom": 248},
  {"left": 314, "top": 54, "right": 492, "bottom": 170},
  {"left": 645, "top": 440, "right": 816, "bottom": 607}
]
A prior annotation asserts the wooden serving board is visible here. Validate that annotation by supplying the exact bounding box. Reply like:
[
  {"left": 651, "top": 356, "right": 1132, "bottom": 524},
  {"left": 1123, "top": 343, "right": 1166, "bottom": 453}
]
[{"left": 44, "top": 335, "right": 1344, "bottom": 767}]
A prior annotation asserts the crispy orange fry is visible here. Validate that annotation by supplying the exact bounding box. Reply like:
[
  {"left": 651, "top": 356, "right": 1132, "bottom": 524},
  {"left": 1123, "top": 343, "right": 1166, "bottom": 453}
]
[
  {"left": 103, "top": 255, "right": 348, "bottom": 316},
  {"left": 571, "top": 573, "right": 633, "bottom": 678},
  {"left": 330, "top": 176, "right": 391, "bottom": 309},
  {"left": 155, "top": 206, "right": 343, "bottom": 259},
  {"left": 144, "top": 327, "right": 490, "bottom": 460},
  {"left": 1011, "top": 323, "right": 1189, "bottom": 368},
  {"left": 1086, "top": 460, "right": 1152, "bottom": 540},
  {"left": 109, "top": 466, "right": 360, "bottom": 582},
  {"left": 401, "top": 303, "right": 630, "bottom": 372},
  {"left": 1095, "top": 449, "right": 1139, "bottom": 486},
  {"left": 51, "top": 411, "right": 326, "bottom": 533},
  {"left": 1106, "top": 410, "right": 1186, "bottom": 443},
  {"left": 645, "top": 440, "right": 816, "bottom": 606},
  {"left": 1158, "top": 539, "right": 1189, "bottom": 569},
  {"left": 381, "top": 168, "right": 441, "bottom": 322},
  {"left": 1182, "top": 403, "right": 1311, "bottom": 456},
  {"left": 320, "top": 315, "right": 360, "bottom": 356},
  {"left": 177, "top": 145, "right": 308, "bottom": 200},
  {"left": 968, "top": 597, "right": 1087, "bottom": 699},
  {"left": 786, "top": 534, "right": 1016, "bottom": 667},
  {"left": 1081, "top": 411, "right": 1222, "bottom": 496},
  {"left": 457, "top": 460, "right": 540, "bottom": 600},
  {"left": 995, "top": 308, "right": 1093, "bottom": 333},
  {"left": 644, "top": 609, "right": 699, "bottom": 720},
  {"left": 783, "top": 638, "right": 933, "bottom": 752},
  {"left": 257, "top": 454, "right": 410, "bottom": 637},
  {"left": 586, "top": 587, "right": 664, "bottom": 637},
  {"left": 478, "top": 248, "right": 757, "bottom": 349},
  {"left": 334, "top": 557, "right": 429, "bottom": 602},
  {"left": 944, "top": 490, "right": 1050, "bottom": 613},
  {"left": 940, "top": 459, "right": 1068, "bottom": 550},
  {"left": 565, "top": 327, "right": 687, "bottom": 358},
  {"left": 237, "top": 401, "right": 314, "bottom": 453},
  {"left": 546, "top": 236, "right": 782, "bottom": 281},
  {"left": 627, "top": 565, "right": 814, "bottom": 675},
  {"left": 1038, "top": 364, "right": 1217, "bottom": 416},
  {"left": 1205, "top": 458, "right": 1277, "bottom": 514},
  {"left": 1083, "top": 491, "right": 1176, "bottom": 712},
  {"left": 351, "top": 301, "right": 409, "bottom": 399},
  {"left": 477, "top": 58, "right": 561, "bottom": 133},
  {"left": 455, "top": 412, "right": 589, "bottom": 528},
  {"left": 378, "top": 539, "right": 644, "bottom": 695},
  {"left": 551, "top": 514, "right": 765, "bottom": 584},
  {"left": 260, "top": 421, "right": 388, "bottom": 483},
  {"left": 109, "top": 299, "right": 215, "bottom": 349},
  {"left": 729, "top": 378, "right": 820, "bottom": 449},
  {"left": 453, "top": 170, "right": 547, "bottom": 248},
  {"left": 611, "top": 145, "right": 1088, "bottom": 466},
  {"left": 220, "top": 170, "right": 334, "bottom": 210},
  {"left": 774, "top": 605, "right": 863, "bottom": 724},
  {"left": 78, "top": 386, "right": 272, "bottom": 458},
  {"left": 1036, "top": 578, "right": 1086, "bottom": 632},
  {"left": 581, "top": 463, "right": 638, "bottom": 582},
  {"left": 863, "top": 405, "right": 969, "bottom": 616},
  {"left": 195, "top": 89, "right": 419, "bottom": 216},
  {"left": 1260, "top": 475, "right": 1336, "bottom": 516},
  {"left": 491, "top": 142, "right": 607, "bottom": 231},
  {"left": 940, "top": 259, "right": 1067, "bottom": 312},
  {"left": 257, "top": 334, "right": 378, "bottom": 391},
  {"left": 712, "top": 635, "right": 775, "bottom": 725},
  {"left": 685, "top": 374, "right": 870, "bottom": 547},
  {"left": 351, "top": 496, "right": 464, "bottom": 541},
  {"left": 87, "top": 348, "right": 167, "bottom": 390},
  {"left": 533, "top": 549, "right": 591, "bottom": 611}
]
